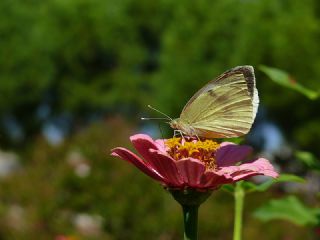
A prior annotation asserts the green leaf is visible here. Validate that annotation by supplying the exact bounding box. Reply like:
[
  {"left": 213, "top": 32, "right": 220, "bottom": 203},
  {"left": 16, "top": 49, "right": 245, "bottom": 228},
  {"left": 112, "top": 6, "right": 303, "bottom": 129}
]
[
  {"left": 254, "top": 196, "right": 320, "bottom": 226},
  {"left": 245, "top": 174, "right": 305, "bottom": 193},
  {"left": 259, "top": 65, "right": 319, "bottom": 100},
  {"left": 274, "top": 174, "right": 305, "bottom": 183},
  {"left": 221, "top": 174, "right": 305, "bottom": 194},
  {"left": 295, "top": 151, "right": 320, "bottom": 172},
  {"left": 221, "top": 184, "right": 235, "bottom": 194}
]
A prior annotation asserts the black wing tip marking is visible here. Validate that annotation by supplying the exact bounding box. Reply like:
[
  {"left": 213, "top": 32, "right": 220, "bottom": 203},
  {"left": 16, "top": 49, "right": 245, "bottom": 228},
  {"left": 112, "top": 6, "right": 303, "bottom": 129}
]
[
  {"left": 231, "top": 65, "right": 254, "bottom": 71},
  {"left": 217, "top": 66, "right": 254, "bottom": 80},
  {"left": 223, "top": 65, "right": 256, "bottom": 99},
  {"left": 226, "top": 65, "right": 255, "bottom": 79}
]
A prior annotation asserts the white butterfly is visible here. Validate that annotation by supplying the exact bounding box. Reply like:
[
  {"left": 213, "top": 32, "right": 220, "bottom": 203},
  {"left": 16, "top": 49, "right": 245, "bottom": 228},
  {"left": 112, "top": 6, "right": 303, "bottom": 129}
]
[{"left": 168, "top": 66, "right": 259, "bottom": 138}]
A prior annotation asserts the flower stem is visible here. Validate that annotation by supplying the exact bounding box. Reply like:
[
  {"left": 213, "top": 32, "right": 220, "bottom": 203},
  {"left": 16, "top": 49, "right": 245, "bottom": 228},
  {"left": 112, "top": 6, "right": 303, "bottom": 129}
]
[
  {"left": 233, "top": 182, "right": 245, "bottom": 240},
  {"left": 169, "top": 189, "right": 211, "bottom": 240},
  {"left": 182, "top": 204, "right": 199, "bottom": 240}
]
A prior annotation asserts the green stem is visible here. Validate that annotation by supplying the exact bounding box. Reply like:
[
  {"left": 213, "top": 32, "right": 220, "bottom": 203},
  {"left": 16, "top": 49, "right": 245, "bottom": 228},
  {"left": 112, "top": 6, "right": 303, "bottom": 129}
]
[
  {"left": 233, "top": 182, "right": 245, "bottom": 240},
  {"left": 182, "top": 204, "right": 199, "bottom": 240},
  {"left": 169, "top": 189, "right": 211, "bottom": 240}
]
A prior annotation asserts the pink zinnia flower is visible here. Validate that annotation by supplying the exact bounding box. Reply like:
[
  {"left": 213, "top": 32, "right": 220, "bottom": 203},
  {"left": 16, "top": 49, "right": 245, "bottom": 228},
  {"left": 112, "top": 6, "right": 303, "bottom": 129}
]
[{"left": 111, "top": 134, "right": 278, "bottom": 190}]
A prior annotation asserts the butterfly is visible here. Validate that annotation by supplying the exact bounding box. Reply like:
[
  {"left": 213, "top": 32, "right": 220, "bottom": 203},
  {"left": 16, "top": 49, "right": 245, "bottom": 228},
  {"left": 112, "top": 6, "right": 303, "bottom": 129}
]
[{"left": 168, "top": 66, "right": 259, "bottom": 138}]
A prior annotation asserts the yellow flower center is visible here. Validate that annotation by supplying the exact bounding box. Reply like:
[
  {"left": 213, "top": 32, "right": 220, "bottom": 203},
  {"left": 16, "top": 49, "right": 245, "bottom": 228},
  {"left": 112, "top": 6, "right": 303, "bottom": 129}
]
[{"left": 165, "top": 137, "right": 220, "bottom": 170}]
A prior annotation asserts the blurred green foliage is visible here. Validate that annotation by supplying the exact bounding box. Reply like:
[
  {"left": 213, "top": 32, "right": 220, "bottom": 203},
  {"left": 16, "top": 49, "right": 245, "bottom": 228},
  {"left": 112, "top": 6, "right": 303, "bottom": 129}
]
[
  {"left": 1, "top": 0, "right": 320, "bottom": 154},
  {"left": 0, "top": 119, "right": 312, "bottom": 239},
  {"left": 1, "top": 0, "right": 320, "bottom": 239},
  {"left": 296, "top": 151, "right": 320, "bottom": 172},
  {"left": 254, "top": 195, "right": 320, "bottom": 227}
]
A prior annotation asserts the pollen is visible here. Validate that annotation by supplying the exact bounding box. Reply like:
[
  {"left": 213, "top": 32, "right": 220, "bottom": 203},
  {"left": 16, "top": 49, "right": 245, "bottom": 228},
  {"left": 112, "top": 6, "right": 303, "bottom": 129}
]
[{"left": 165, "top": 137, "right": 220, "bottom": 170}]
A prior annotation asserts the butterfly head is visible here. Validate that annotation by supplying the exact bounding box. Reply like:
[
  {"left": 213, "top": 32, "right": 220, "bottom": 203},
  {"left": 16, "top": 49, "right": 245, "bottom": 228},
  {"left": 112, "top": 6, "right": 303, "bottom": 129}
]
[
  {"left": 170, "top": 118, "right": 200, "bottom": 137},
  {"left": 169, "top": 118, "right": 191, "bottom": 134},
  {"left": 169, "top": 118, "right": 180, "bottom": 129}
]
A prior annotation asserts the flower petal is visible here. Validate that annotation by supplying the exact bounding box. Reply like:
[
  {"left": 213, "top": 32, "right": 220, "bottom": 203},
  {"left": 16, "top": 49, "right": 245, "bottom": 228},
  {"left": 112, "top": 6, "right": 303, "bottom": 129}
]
[
  {"left": 148, "top": 149, "right": 184, "bottom": 187},
  {"left": 155, "top": 139, "right": 167, "bottom": 150},
  {"left": 216, "top": 142, "right": 253, "bottom": 167},
  {"left": 175, "top": 158, "right": 206, "bottom": 187},
  {"left": 218, "top": 158, "right": 278, "bottom": 181},
  {"left": 111, "top": 147, "right": 165, "bottom": 183},
  {"left": 236, "top": 158, "right": 279, "bottom": 178},
  {"left": 130, "top": 134, "right": 167, "bottom": 165},
  {"left": 201, "top": 171, "right": 234, "bottom": 189}
]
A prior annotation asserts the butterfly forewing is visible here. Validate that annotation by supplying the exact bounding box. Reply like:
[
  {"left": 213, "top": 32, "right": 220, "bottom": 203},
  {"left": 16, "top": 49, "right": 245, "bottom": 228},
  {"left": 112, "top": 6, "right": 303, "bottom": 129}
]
[{"left": 178, "top": 66, "right": 258, "bottom": 138}]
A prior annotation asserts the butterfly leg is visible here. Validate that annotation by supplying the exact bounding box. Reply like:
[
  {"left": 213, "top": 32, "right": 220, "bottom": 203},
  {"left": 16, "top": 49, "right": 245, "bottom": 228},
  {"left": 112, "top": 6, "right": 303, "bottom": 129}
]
[
  {"left": 173, "top": 130, "right": 186, "bottom": 142},
  {"left": 195, "top": 133, "right": 200, "bottom": 141},
  {"left": 173, "top": 129, "right": 181, "bottom": 137},
  {"left": 180, "top": 131, "right": 186, "bottom": 142},
  {"left": 190, "top": 126, "right": 200, "bottom": 140}
]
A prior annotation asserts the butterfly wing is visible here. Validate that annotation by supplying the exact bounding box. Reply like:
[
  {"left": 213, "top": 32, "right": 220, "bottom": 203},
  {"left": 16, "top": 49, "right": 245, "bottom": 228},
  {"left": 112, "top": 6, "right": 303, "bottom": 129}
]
[{"left": 179, "top": 66, "right": 259, "bottom": 138}]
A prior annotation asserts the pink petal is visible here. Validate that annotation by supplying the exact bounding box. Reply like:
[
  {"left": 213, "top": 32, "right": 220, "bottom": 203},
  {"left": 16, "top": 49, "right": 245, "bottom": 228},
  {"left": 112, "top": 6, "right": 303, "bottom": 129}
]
[
  {"left": 148, "top": 149, "right": 184, "bottom": 187},
  {"left": 237, "top": 158, "right": 279, "bottom": 178},
  {"left": 216, "top": 142, "right": 253, "bottom": 167},
  {"left": 201, "top": 171, "right": 234, "bottom": 189},
  {"left": 155, "top": 139, "right": 167, "bottom": 150},
  {"left": 111, "top": 147, "right": 166, "bottom": 183},
  {"left": 175, "top": 158, "right": 206, "bottom": 187},
  {"left": 130, "top": 134, "right": 167, "bottom": 168},
  {"left": 218, "top": 158, "right": 278, "bottom": 181}
]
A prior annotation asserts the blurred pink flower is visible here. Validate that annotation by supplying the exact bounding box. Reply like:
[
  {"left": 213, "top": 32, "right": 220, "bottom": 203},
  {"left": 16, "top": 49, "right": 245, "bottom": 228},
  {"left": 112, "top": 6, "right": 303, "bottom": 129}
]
[{"left": 111, "top": 134, "right": 278, "bottom": 190}]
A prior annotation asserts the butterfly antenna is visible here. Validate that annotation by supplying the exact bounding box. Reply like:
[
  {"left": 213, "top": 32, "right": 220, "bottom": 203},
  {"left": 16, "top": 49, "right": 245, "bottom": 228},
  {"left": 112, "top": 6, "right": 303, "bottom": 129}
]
[
  {"left": 141, "top": 105, "right": 173, "bottom": 121},
  {"left": 141, "top": 117, "right": 169, "bottom": 120}
]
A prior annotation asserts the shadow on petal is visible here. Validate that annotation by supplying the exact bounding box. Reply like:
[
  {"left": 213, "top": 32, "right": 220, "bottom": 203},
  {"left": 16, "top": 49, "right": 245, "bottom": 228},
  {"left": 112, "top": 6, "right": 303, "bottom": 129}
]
[
  {"left": 148, "top": 149, "right": 184, "bottom": 187},
  {"left": 201, "top": 171, "right": 234, "bottom": 189},
  {"left": 216, "top": 142, "right": 253, "bottom": 167},
  {"left": 175, "top": 158, "right": 205, "bottom": 187}
]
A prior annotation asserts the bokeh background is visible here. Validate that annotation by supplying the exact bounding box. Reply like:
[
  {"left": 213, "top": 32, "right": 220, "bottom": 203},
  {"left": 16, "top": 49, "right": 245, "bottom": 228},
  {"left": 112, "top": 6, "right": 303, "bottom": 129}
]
[{"left": 1, "top": 0, "right": 320, "bottom": 239}]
